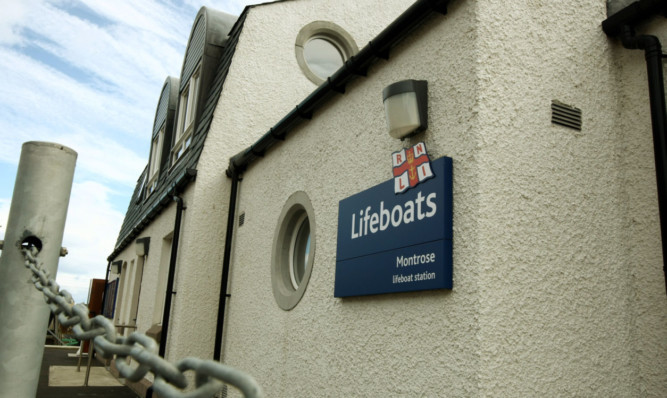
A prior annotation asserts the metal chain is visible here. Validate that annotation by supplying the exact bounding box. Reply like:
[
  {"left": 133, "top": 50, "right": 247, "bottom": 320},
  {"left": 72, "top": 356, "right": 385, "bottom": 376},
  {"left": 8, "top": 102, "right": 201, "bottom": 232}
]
[{"left": 21, "top": 245, "right": 263, "bottom": 398}]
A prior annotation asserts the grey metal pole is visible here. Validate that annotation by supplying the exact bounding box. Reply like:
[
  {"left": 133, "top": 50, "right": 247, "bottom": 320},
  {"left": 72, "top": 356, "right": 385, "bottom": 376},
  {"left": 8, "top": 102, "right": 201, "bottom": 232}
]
[
  {"left": 77, "top": 341, "right": 84, "bottom": 372},
  {"left": 84, "top": 340, "right": 94, "bottom": 386},
  {"left": 0, "top": 141, "right": 76, "bottom": 397}
]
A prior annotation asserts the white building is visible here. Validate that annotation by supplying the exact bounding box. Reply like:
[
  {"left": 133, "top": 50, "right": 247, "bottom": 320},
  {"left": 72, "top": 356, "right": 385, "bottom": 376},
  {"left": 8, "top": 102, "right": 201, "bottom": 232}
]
[{"left": 107, "top": 0, "right": 667, "bottom": 396}]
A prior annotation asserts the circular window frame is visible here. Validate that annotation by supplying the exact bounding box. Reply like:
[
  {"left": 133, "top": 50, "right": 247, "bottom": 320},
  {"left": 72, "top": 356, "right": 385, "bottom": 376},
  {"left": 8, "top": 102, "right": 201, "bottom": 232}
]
[
  {"left": 295, "top": 21, "right": 358, "bottom": 85},
  {"left": 271, "top": 191, "right": 316, "bottom": 310}
]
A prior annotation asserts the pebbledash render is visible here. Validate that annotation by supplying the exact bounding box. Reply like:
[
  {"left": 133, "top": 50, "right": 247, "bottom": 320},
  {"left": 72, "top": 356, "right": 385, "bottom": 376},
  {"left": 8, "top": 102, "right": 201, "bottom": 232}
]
[{"left": 106, "top": 0, "right": 667, "bottom": 396}]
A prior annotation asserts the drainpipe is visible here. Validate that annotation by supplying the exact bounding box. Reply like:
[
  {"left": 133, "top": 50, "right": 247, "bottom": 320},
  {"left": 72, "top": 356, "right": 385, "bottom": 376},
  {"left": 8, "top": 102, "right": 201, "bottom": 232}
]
[
  {"left": 620, "top": 25, "right": 667, "bottom": 294},
  {"left": 159, "top": 194, "right": 185, "bottom": 358},
  {"left": 214, "top": 169, "right": 240, "bottom": 361},
  {"left": 100, "top": 260, "right": 111, "bottom": 316}
]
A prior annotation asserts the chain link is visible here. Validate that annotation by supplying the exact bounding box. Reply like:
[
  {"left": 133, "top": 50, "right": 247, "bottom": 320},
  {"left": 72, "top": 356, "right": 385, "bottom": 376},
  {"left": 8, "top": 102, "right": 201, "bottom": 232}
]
[{"left": 21, "top": 245, "right": 263, "bottom": 398}]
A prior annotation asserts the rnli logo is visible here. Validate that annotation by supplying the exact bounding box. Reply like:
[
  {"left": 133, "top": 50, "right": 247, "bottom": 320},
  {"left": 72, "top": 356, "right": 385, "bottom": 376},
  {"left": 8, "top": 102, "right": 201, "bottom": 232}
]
[{"left": 392, "top": 142, "right": 434, "bottom": 194}]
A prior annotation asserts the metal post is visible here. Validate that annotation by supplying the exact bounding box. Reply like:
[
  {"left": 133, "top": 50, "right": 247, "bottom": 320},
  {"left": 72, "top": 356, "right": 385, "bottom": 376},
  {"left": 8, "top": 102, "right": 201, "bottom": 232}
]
[
  {"left": 0, "top": 141, "right": 77, "bottom": 397},
  {"left": 84, "top": 340, "right": 94, "bottom": 386},
  {"left": 55, "top": 314, "right": 61, "bottom": 345},
  {"left": 77, "top": 342, "right": 84, "bottom": 372}
]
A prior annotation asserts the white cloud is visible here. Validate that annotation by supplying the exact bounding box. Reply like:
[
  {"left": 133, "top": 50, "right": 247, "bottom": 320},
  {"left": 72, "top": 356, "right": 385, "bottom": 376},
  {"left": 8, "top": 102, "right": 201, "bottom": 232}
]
[
  {"left": 53, "top": 272, "right": 96, "bottom": 305},
  {"left": 3, "top": 5, "right": 181, "bottom": 135},
  {"left": 0, "top": 48, "right": 142, "bottom": 141},
  {"left": 56, "top": 180, "right": 125, "bottom": 302},
  {"left": 51, "top": 130, "right": 147, "bottom": 186},
  {"left": 0, "top": 0, "right": 40, "bottom": 45},
  {"left": 81, "top": 0, "right": 195, "bottom": 45},
  {"left": 0, "top": 198, "right": 9, "bottom": 238},
  {"left": 0, "top": 0, "right": 257, "bottom": 304},
  {"left": 0, "top": 50, "right": 148, "bottom": 187},
  {"left": 184, "top": 0, "right": 256, "bottom": 15},
  {"left": 28, "top": 2, "right": 185, "bottom": 97}
]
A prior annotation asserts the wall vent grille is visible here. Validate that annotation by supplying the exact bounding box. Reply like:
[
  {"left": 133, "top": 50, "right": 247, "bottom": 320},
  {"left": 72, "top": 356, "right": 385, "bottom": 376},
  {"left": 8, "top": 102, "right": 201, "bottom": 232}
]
[
  {"left": 551, "top": 100, "right": 582, "bottom": 131},
  {"left": 239, "top": 212, "right": 245, "bottom": 227}
]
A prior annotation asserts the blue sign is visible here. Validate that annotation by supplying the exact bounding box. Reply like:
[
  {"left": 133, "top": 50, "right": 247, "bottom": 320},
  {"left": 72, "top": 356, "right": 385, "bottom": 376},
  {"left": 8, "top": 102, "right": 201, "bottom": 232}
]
[{"left": 335, "top": 156, "right": 453, "bottom": 297}]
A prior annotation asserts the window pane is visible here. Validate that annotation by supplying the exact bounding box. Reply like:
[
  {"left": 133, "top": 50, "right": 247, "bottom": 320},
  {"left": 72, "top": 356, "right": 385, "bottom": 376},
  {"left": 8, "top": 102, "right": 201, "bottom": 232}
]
[
  {"left": 291, "top": 217, "right": 310, "bottom": 288},
  {"left": 177, "top": 85, "right": 190, "bottom": 141},
  {"left": 149, "top": 129, "right": 164, "bottom": 179},
  {"left": 303, "top": 38, "right": 344, "bottom": 80},
  {"left": 150, "top": 140, "right": 158, "bottom": 176},
  {"left": 182, "top": 91, "right": 191, "bottom": 128}
]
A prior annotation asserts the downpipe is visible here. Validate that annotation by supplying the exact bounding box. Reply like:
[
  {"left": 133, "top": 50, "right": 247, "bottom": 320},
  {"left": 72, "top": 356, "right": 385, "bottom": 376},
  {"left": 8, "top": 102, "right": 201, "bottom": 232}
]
[
  {"left": 621, "top": 25, "right": 667, "bottom": 295},
  {"left": 214, "top": 170, "right": 240, "bottom": 361},
  {"left": 100, "top": 260, "right": 111, "bottom": 316},
  {"left": 159, "top": 194, "right": 185, "bottom": 358}
]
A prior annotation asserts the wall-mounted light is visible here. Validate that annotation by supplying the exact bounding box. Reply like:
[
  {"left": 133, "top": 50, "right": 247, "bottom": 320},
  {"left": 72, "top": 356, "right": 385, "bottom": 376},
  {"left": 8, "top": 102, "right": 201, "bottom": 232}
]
[
  {"left": 110, "top": 260, "right": 122, "bottom": 274},
  {"left": 383, "top": 79, "right": 428, "bottom": 139},
  {"left": 135, "top": 237, "right": 150, "bottom": 257}
]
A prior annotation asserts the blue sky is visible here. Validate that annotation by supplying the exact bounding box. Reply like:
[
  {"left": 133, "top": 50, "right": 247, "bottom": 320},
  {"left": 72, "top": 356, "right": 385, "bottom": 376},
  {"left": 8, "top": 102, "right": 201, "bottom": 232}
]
[{"left": 0, "top": 0, "right": 256, "bottom": 303}]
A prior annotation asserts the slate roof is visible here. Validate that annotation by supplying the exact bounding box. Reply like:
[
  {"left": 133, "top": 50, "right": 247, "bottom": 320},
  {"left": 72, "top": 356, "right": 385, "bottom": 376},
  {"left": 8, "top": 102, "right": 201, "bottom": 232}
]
[{"left": 108, "top": 9, "right": 249, "bottom": 261}]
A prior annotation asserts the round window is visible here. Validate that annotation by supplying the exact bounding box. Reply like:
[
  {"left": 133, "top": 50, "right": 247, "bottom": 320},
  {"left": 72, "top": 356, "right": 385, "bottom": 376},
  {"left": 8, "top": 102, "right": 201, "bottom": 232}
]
[
  {"left": 303, "top": 37, "right": 344, "bottom": 80},
  {"left": 272, "top": 192, "right": 316, "bottom": 310},
  {"left": 295, "top": 21, "right": 358, "bottom": 85},
  {"left": 289, "top": 212, "right": 311, "bottom": 289}
]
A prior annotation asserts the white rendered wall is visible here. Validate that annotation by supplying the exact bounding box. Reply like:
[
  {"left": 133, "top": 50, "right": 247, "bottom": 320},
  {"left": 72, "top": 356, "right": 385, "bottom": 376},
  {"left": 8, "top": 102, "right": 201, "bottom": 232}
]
[
  {"left": 223, "top": 0, "right": 482, "bottom": 396},
  {"left": 109, "top": 185, "right": 193, "bottom": 361},
  {"left": 614, "top": 15, "right": 667, "bottom": 395},
  {"left": 105, "top": 0, "right": 667, "bottom": 396},
  {"left": 164, "top": 0, "right": 417, "bottom": 367},
  {"left": 473, "top": 1, "right": 667, "bottom": 395},
  {"left": 212, "top": 1, "right": 667, "bottom": 397}
]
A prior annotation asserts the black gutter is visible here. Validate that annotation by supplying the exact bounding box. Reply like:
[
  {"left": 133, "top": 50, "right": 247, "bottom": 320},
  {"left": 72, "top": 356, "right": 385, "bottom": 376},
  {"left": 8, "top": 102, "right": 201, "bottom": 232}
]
[
  {"left": 225, "top": 0, "right": 449, "bottom": 176},
  {"left": 107, "top": 168, "right": 196, "bottom": 262},
  {"left": 603, "top": 4, "right": 667, "bottom": 294},
  {"left": 159, "top": 194, "right": 185, "bottom": 357},
  {"left": 213, "top": 169, "right": 240, "bottom": 361},
  {"left": 602, "top": 0, "right": 667, "bottom": 37}
]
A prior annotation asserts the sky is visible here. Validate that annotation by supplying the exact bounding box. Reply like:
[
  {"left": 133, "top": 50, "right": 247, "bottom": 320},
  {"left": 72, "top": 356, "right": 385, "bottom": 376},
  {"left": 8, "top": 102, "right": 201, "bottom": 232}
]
[{"left": 0, "top": 0, "right": 257, "bottom": 303}]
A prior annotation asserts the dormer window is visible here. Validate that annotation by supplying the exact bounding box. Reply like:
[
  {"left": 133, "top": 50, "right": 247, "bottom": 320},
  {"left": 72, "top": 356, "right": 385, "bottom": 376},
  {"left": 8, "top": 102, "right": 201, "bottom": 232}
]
[
  {"left": 147, "top": 127, "right": 164, "bottom": 196},
  {"left": 173, "top": 66, "right": 200, "bottom": 163}
]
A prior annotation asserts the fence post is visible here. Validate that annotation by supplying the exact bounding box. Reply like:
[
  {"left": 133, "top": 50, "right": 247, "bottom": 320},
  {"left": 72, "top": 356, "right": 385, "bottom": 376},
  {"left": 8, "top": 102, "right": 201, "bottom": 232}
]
[{"left": 0, "top": 142, "right": 77, "bottom": 397}]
